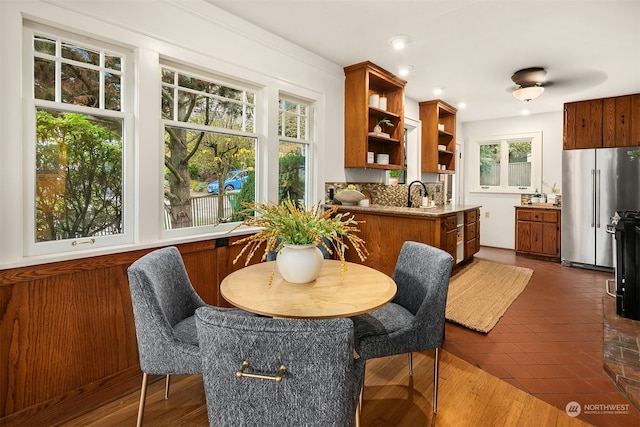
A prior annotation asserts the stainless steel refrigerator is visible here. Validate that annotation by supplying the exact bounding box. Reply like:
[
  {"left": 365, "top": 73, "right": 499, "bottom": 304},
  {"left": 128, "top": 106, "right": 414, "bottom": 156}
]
[{"left": 561, "top": 147, "right": 640, "bottom": 269}]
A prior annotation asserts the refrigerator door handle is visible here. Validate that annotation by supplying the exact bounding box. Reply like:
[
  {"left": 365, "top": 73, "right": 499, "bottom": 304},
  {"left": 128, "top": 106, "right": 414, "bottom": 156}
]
[
  {"left": 596, "top": 169, "right": 601, "bottom": 228},
  {"left": 591, "top": 169, "right": 595, "bottom": 227}
]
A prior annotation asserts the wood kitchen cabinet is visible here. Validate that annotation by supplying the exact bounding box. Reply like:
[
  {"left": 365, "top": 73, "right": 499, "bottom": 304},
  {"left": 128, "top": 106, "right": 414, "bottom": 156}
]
[
  {"left": 419, "top": 99, "right": 457, "bottom": 173},
  {"left": 515, "top": 207, "right": 561, "bottom": 262},
  {"left": 441, "top": 214, "right": 458, "bottom": 261},
  {"left": 344, "top": 61, "right": 406, "bottom": 169},
  {"left": 603, "top": 94, "right": 640, "bottom": 148},
  {"left": 464, "top": 208, "right": 480, "bottom": 259},
  {"left": 337, "top": 205, "right": 481, "bottom": 276},
  {"left": 563, "top": 93, "right": 640, "bottom": 150},
  {"left": 563, "top": 99, "right": 603, "bottom": 149}
]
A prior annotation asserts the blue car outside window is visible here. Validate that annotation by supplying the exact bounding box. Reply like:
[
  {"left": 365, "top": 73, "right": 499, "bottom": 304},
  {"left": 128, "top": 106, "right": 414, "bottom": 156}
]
[{"left": 207, "top": 169, "right": 248, "bottom": 194}]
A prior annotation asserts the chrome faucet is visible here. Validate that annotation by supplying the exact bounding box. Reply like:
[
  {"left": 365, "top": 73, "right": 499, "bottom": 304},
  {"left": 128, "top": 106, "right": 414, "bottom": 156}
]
[{"left": 407, "top": 180, "right": 427, "bottom": 208}]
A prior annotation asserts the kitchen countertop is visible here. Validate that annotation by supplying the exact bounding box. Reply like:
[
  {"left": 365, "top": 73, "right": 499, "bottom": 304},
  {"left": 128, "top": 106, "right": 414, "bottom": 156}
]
[
  {"left": 516, "top": 204, "right": 562, "bottom": 210},
  {"left": 327, "top": 203, "right": 482, "bottom": 217}
]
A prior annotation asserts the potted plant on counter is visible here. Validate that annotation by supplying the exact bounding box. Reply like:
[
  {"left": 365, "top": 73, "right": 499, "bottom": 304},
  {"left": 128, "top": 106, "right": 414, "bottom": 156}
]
[{"left": 230, "top": 199, "right": 368, "bottom": 283}]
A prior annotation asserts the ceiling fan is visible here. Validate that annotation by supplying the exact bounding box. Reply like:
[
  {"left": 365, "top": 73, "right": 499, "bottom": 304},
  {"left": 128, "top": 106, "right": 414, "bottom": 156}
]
[{"left": 511, "top": 67, "right": 549, "bottom": 102}]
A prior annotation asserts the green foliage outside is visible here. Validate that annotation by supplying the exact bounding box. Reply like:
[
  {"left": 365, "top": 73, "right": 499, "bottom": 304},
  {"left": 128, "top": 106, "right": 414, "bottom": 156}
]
[
  {"left": 229, "top": 169, "right": 256, "bottom": 222},
  {"left": 35, "top": 110, "right": 123, "bottom": 241},
  {"left": 278, "top": 146, "right": 305, "bottom": 203}
]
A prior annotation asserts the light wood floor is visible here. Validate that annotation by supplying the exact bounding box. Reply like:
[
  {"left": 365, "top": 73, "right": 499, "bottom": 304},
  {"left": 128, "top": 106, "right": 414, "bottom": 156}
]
[{"left": 61, "top": 349, "right": 589, "bottom": 426}]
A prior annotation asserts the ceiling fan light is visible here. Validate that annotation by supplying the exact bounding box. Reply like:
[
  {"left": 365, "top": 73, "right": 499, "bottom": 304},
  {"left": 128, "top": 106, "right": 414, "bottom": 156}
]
[{"left": 513, "top": 85, "right": 544, "bottom": 102}]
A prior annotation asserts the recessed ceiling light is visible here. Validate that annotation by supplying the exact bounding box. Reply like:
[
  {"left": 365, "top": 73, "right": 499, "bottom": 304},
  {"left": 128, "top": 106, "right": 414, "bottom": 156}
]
[
  {"left": 522, "top": 109, "right": 530, "bottom": 116},
  {"left": 457, "top": 102, "right": 466, "bottom": 110},
  {"left": 389, "top": 35, "right": 409, "bottom": 50},
  {"left": 433, "top": 87, "right": 443, "bottom": 96},
  {"left": 398, "top": 65, "right": 413, "bottom": 77}
]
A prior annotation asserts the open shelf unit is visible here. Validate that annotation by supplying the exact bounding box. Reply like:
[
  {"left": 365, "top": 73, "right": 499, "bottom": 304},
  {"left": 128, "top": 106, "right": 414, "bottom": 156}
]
[
  {"left": 419, "top": 99, "right": 457, "bottom": 173},
  {"left": 344, "top": 61, "right": 406, "bottom": 169}
]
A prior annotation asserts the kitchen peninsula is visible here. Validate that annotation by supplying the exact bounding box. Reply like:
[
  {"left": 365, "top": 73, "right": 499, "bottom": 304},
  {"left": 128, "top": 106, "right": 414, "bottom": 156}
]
[{"left": 332, "top": 204, "right": 482, "bottom": 276}]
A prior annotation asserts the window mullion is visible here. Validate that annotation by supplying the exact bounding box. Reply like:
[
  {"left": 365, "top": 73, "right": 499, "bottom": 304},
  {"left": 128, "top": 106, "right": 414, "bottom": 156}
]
[{"left": 500, "top": 140, "right": 509, "bottom": 189}]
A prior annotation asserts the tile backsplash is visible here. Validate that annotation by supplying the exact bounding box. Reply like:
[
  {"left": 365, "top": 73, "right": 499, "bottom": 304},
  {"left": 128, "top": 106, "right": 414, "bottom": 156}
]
[
  {"left": 520, "top": 193, "right": 562, "bottom": 207},
  {"left": 325, "top": 182, "right": 444, "bottom": 207}
]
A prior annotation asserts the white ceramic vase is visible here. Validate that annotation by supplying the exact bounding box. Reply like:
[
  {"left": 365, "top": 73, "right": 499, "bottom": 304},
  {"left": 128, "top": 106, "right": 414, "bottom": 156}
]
[{"left": 276, "top": 244, "right": 324, "bottom": 284}]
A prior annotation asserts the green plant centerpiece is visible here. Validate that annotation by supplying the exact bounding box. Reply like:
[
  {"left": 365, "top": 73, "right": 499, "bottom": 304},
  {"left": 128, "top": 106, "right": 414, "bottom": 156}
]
[{"left": 230, "top": 199, "right": 368, "bottom": 283}]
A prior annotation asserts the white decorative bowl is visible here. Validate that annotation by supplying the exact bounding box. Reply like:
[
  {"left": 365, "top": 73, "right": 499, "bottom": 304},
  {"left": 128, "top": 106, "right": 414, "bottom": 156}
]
[{"left": 334, "top": 189, "right": 365, "bottom": 206}]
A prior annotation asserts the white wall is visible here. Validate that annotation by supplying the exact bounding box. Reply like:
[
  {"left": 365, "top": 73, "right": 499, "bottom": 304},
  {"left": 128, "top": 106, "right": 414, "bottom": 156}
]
[
  {"left": 0, "top": 0, "right": 348, "bottom": 267},
  {"left": 460, "top": 111, "right": 564, "bottom": 249}
]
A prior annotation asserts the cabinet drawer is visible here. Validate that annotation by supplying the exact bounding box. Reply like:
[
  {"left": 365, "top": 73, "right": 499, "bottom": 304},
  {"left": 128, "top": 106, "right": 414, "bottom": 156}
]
[
  {"left": 542, "top": 211, "right": 559, "bottom": 222},
  {"left": 516, "top": 210, "right": 532, "bottom": 221},
  {"left": 465, "top": 222, "right": 476, "bottom": 241},
  {"left": 465, "top": 210, "right": 478, "bottom": 223},
  {"left": 443, "top": 215, "right": 457, "bottom": 231},
  {"left": 516, "top": 208, "right": 559, "bottom": 223}
]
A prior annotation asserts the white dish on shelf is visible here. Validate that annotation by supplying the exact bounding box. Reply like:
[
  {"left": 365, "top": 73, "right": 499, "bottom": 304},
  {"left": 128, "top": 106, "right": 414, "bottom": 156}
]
[
  {"left": 376, "top": 154, "right": 389, "bottom": 165},
  {"left": 438, "top": 144, "right": 447, "bottom": 151},
  {"left": 368, "top": 131, "right": 390, "bottom": 138}
]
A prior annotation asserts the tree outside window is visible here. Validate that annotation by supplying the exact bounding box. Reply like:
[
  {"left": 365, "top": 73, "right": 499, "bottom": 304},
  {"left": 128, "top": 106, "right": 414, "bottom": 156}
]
[
  {"left": 161, "top": 67, "right": 257, "bottom": 229},
  {"left": 278, "top": 97, "right": 311, "bottom": 205},
  {"left": 32, "top": 33, "right": 126, "bottom": 244}
]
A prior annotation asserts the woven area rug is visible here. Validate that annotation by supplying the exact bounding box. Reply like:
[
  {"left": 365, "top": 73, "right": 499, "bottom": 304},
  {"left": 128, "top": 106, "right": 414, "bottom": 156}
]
[{"left": 446, "top": 260, "right": 533, "bottom": 333}]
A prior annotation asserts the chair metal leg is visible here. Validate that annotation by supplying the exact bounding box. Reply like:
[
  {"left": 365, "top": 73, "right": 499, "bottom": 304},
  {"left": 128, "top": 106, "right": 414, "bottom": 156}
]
[
  {"left": 355, "top": 361, "right": 365, "bottom": 427},
  {"left": 164, "top": 374, "right": 171, "bottom": 399},
  {"left": 136, "top": 372, "right": 149, "bottom": 427},
  {"left": 355, "top": 385, "right": 362, "bottom": 427},
  {"left": 433, "top": 347, "right": 440, "bottom": 413},
  {"left": 408, "top": 351, "right": 413, "bottom": 376}
]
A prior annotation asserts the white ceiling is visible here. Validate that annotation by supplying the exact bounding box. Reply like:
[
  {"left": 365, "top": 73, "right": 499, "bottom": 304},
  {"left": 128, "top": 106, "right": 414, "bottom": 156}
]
[{"left": 205, "top": 0, "right": 640, "bottom": 123}]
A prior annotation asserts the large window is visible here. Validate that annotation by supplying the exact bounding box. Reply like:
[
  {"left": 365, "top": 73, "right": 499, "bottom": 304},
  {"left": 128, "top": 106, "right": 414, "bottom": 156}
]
[
  {"left": 278, "top": 96, "right": 312, "bottom": 206},
  {"left": 26, "top": 25, "right": 133, "bottom": 255},
  {"left": 470, "top": 132, "right": 542, "bottom": 193},
  {"left": 161, "top": 66, "right": 257, "bottom": 230}
]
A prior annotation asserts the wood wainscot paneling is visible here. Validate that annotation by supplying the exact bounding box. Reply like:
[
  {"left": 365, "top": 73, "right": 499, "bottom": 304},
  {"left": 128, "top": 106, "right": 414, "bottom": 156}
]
[{"left": 0, "top": 235, "right": 257, "bottom": 425}]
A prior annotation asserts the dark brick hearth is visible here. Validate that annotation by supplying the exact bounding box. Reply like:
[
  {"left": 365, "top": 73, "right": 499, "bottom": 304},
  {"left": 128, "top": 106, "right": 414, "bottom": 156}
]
[{"left": 603, "top": 295, "right": 640, "bottom": 410}]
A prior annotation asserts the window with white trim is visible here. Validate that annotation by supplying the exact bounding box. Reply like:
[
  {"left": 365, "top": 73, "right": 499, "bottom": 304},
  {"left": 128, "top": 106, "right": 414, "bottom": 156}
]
[
  {"left": 277, "top": 96, "right": 312, "bottom": 206},
  {"left": 470, "top": 131, "right": 542, "bottom": 193},
  {"left": 25, "top": 24, "right": 133, "bottom": 255},
  {"left": 161, "top": 65, "right": 257, "bottom": 230}
]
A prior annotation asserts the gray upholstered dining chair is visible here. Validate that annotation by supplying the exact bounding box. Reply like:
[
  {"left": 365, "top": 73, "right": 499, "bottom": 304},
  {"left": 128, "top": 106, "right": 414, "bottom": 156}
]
[
  {"left": 127, "top": 246, "right": 254, "bottom": 427},
  {"left": 195, "top": 305, "right": 364, "bottom": 427},
  {"left": 350, "top": 241, "right": 453, "bottom": 413}
]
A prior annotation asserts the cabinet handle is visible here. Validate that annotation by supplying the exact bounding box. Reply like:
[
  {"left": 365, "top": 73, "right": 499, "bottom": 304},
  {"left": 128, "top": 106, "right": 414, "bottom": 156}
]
[
  {"left": 621, "top": 114, "right": 625, "bottom": 125},
  {"left": 582, "top": 118, "right": 585, "bottom": 128}
]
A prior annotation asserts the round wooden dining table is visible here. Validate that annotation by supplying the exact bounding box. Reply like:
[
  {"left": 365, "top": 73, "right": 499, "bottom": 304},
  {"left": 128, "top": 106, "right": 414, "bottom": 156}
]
[{"left": 220, "top": 260, "right": 397, "bottom": 319}]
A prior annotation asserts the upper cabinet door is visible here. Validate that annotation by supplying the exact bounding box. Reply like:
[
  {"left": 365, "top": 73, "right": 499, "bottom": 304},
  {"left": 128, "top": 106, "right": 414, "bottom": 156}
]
[
  {"left": 603, "top": 94, "right": 640, "bottom": 148},
  {"left": 564, "top": 99, "right": 603, "bottom": 149}
]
